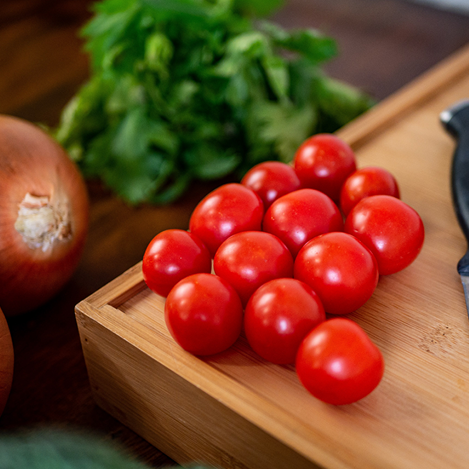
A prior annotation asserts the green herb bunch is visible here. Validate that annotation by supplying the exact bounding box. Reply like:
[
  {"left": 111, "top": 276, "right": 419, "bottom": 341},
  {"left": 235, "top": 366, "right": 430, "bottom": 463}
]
[{"left": 56, "top": 0, "right": 373, "bottom": 204}]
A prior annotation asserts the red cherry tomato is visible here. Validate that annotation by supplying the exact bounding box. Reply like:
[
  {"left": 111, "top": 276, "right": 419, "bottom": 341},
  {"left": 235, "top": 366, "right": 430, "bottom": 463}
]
[
  {"left": 340, "top": 166, "right": 400, "bottom": 216},
  {"left": 344, "top": 195, "right": 424, "bottom": 275},
  {"left": 244, "top": 278, "right": 325, "bottom": 364},
  {"left": 142, "top": 229, "right": 212, "bottom": 297},
  {"left": 164, "top": 273, "right": 243, "bottom": 356},
  {"left": 296, "top": 317, "right": 385, "bottom": 405},
  {"left": 263, "top": 188, "right": 344, "bottom": 258},
  {"left": 293, "top": 134, "right": 356, "bottom": 201},
  {"left": 294, "top": 232, "right": 379, "bottom": 315},
  {"left": 241, "top": 161, "right": 301, "bottom": 210},
  {"left": 189, "top": 183, "right": 264, "bottom": 256},
  {"left": 214, "top": 231, "right": 294, "bottom": 305}
]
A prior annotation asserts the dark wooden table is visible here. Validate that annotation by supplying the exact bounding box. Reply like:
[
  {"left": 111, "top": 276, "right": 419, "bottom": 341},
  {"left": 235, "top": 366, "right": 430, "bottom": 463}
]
[{"left": 1, "top": 0, "right": 469, "bottom": 467}]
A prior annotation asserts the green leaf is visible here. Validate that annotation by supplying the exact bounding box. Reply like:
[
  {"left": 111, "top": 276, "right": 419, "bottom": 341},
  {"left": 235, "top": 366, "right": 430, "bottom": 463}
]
[
  {"left": 55, "top": 75, "right": 111, "bottom": 152},
  {"left": 83, "top": 131, "right": 115, "bottom": 176},
  {"left": 93, "top": 0, "right": 138, "bottom": 15},
  {"left": 317, "top": 77, "right": 376, "bottom": 127},
  {"left": 104, "top": 165, "right": 155, "bottom": 204},
  {"left": 141, "top": 0, "right": 212, "bottom": 19},
  {"left": 225, "top": 71, "right": 250, "bottom": 106},
  {"left": 54, "top": 0, "right": 372, "bottom": 205},
  {"left": 147, "top": 121, "right": 179, "bottom": 155},
  {"left": 112, "top": 107, "right": 149, "bottom": 158},
  {"left": 144, "top": 32, "right": 173, "bottom": 75},
  {"left": 183, "top": 144, "right": 241, "bottom": 179},
  {"left": 276, "top": 28, "right": 338, "bottom": 64},
  {"left": 233, "top": 0, "right": 284, "bottom": 17},
  {"left": 169, "top": 80, "right": 199, "bottom": 108},
  {"left": 55, "top": 95, "right": 82, "bottom": 147},
  {"left": 82, "top": 5, "right": 140, "bottom": 71},
  {"left": 150, "top": 171, "right": 192, "bottom": 204},
  {"left": 106, "top": 75, "right": 146, "bottom": 115},
  {"left": 288, "top": 58, "right": 322, "bottom": 107},
  {"left": 226, "top": 31, "right": 268, "bottom": 57},
  {"left": 146, "top": 156, "right": 175, "bottom": 193},
  {"left": 211, "top": 54, "right": 242, "bottom": 77},
  {"left": 261, "top": 54, "right": 288, "bottom": 100},
  {"left": 258, "top": 20, "right": 289, "bottom": 42},
  {"left": 249, "top": 101, "right": 317, "bottom": 162}
]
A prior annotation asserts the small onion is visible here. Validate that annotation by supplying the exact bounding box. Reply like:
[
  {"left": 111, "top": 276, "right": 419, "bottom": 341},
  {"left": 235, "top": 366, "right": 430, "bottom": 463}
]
[
  {"left": 0, "top": 115, "right": 89, "bottom": 316},
  {"left": 0, "top": 306, "right": 14, "bottom": 416}
]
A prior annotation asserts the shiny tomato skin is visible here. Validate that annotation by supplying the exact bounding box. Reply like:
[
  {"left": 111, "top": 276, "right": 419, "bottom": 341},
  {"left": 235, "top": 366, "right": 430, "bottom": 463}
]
[
  {"left": 214, "top": 231, "right": 294, "bottom": 306},
  {"left": 142, "top": 229, "right": 212, "bottom": 297},
  {"left": 263, "top": 188, "right": 344, "bottom": 258},
  {"left": 244, "top": 278, "right": 325, "bottom": 364},
  {"left": 293, "top": 134, "right": 356, "bottom": 201},
  {"left": 189, "top": 183, "right": 264, "bottom": 256},
  {"left": 294, "top": 232, "right": 379, "bottom": 315},
  {"left": 241, "top": 161, "right": 302, "bottom": 210},
  {"left": 344, "top": 195, "right": 424, "bottom": 275},
  {"left": 164, "top": 273, "right": 243, "bottom": 356},
  {"left": 296, "top": 317, "right": 385, "bottom": 405},
  {"left": 340, "top": 166, "right": 400, "bottom": 216}
]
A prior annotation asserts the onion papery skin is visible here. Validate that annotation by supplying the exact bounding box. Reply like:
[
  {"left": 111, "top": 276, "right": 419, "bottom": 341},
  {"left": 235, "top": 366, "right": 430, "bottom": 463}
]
[
  {"left": 0, "top": 306, "right": 13, "bottom": 415},
  {"left": 0, "top": 115, "right": 89, "bottom": 316}
]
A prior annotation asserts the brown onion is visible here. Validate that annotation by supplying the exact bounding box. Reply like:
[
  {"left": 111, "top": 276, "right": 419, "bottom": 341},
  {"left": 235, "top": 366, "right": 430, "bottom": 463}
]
[
  {"left": 0, "top": 306, "right": 13, "bottom": 415},
  {"left": 0, "top": 115, "right": 89, "bottom": 316}
]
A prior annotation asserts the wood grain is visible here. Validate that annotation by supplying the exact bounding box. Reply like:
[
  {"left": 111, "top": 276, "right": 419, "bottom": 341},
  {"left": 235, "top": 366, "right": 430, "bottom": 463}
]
[{"left": 76, "top": 45, "right": 469, "bottom": 469}]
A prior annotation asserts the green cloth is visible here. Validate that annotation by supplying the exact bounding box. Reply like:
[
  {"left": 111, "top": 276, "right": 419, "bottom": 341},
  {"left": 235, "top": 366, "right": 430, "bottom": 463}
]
[{"left": 0, "top": 427, "right": 215, "bottom": 469}]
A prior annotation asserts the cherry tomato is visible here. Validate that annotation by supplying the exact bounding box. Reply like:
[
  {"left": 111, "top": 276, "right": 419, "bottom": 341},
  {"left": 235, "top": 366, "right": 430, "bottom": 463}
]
[
  {"left": 213, "top": 231, "right": 294, "bottom": 306},
  {"left": 294, "top": 232, "right": 378, "bottom": 315},
  {"left": 344, "top": 195, "right": 424, "bottom": 275},
  {"left": 244, "top": 278, "right": 325, "bottom": 364},
  {"left": 189, "top": 183, "right": 264, "bottom": 256},
  {"left": 296, "top": 317, "right": 385, "bottom": 405},
  {"left": 263, "top": 188, "right": 344, "bottom": 258},
  {"left": 293, "top": 133, "right": 356, "bottom": 201},
  {"left": 241, "top": 161, "right": 301, "bottom": 210},
  {"left": 142, "top": 229, "right": 212, "bottom": 297},
  {"left": 340, "top": 166, "right": 400, "bottom": 216},
  {"left": 164, "top": 273, "right": 243, "bottom": 356}
]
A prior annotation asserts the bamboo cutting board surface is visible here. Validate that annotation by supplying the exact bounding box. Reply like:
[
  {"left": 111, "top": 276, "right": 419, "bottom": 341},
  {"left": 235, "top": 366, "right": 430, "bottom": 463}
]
[{"left": 76, "top": 44, "right": 469, "bottom": 469}]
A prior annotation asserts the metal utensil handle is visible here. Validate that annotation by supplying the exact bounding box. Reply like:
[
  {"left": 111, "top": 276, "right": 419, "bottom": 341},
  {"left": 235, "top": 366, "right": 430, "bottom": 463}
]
[
  {"left": 443, "top": 100, "right": 469, "bottom": 274},
  {"left": 452, "top": 138, "right": 469, "bottom": 273}
]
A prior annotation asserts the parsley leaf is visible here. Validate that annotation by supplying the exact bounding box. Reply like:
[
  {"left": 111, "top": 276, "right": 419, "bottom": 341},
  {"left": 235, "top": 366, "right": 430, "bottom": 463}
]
[{"left": 56, "top": 0, "right": 374, "bottom": 204}]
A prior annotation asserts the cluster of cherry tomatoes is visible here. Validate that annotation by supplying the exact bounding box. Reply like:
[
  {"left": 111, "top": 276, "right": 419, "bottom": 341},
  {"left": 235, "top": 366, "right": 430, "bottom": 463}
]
[{"left": 142, "top": 133, "right": 425, "bottom": 405}]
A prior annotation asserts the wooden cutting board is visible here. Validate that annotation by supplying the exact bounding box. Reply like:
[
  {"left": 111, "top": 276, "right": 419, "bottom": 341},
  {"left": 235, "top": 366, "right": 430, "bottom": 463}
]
[{"left": 75, "top": 43, "right": 469, "bottom": 469}]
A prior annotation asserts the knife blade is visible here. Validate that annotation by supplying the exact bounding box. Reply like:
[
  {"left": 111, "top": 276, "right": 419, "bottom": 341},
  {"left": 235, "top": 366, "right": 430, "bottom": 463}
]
[{"left": 440, "top": 99, "right": 469, "bottom": 318}]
